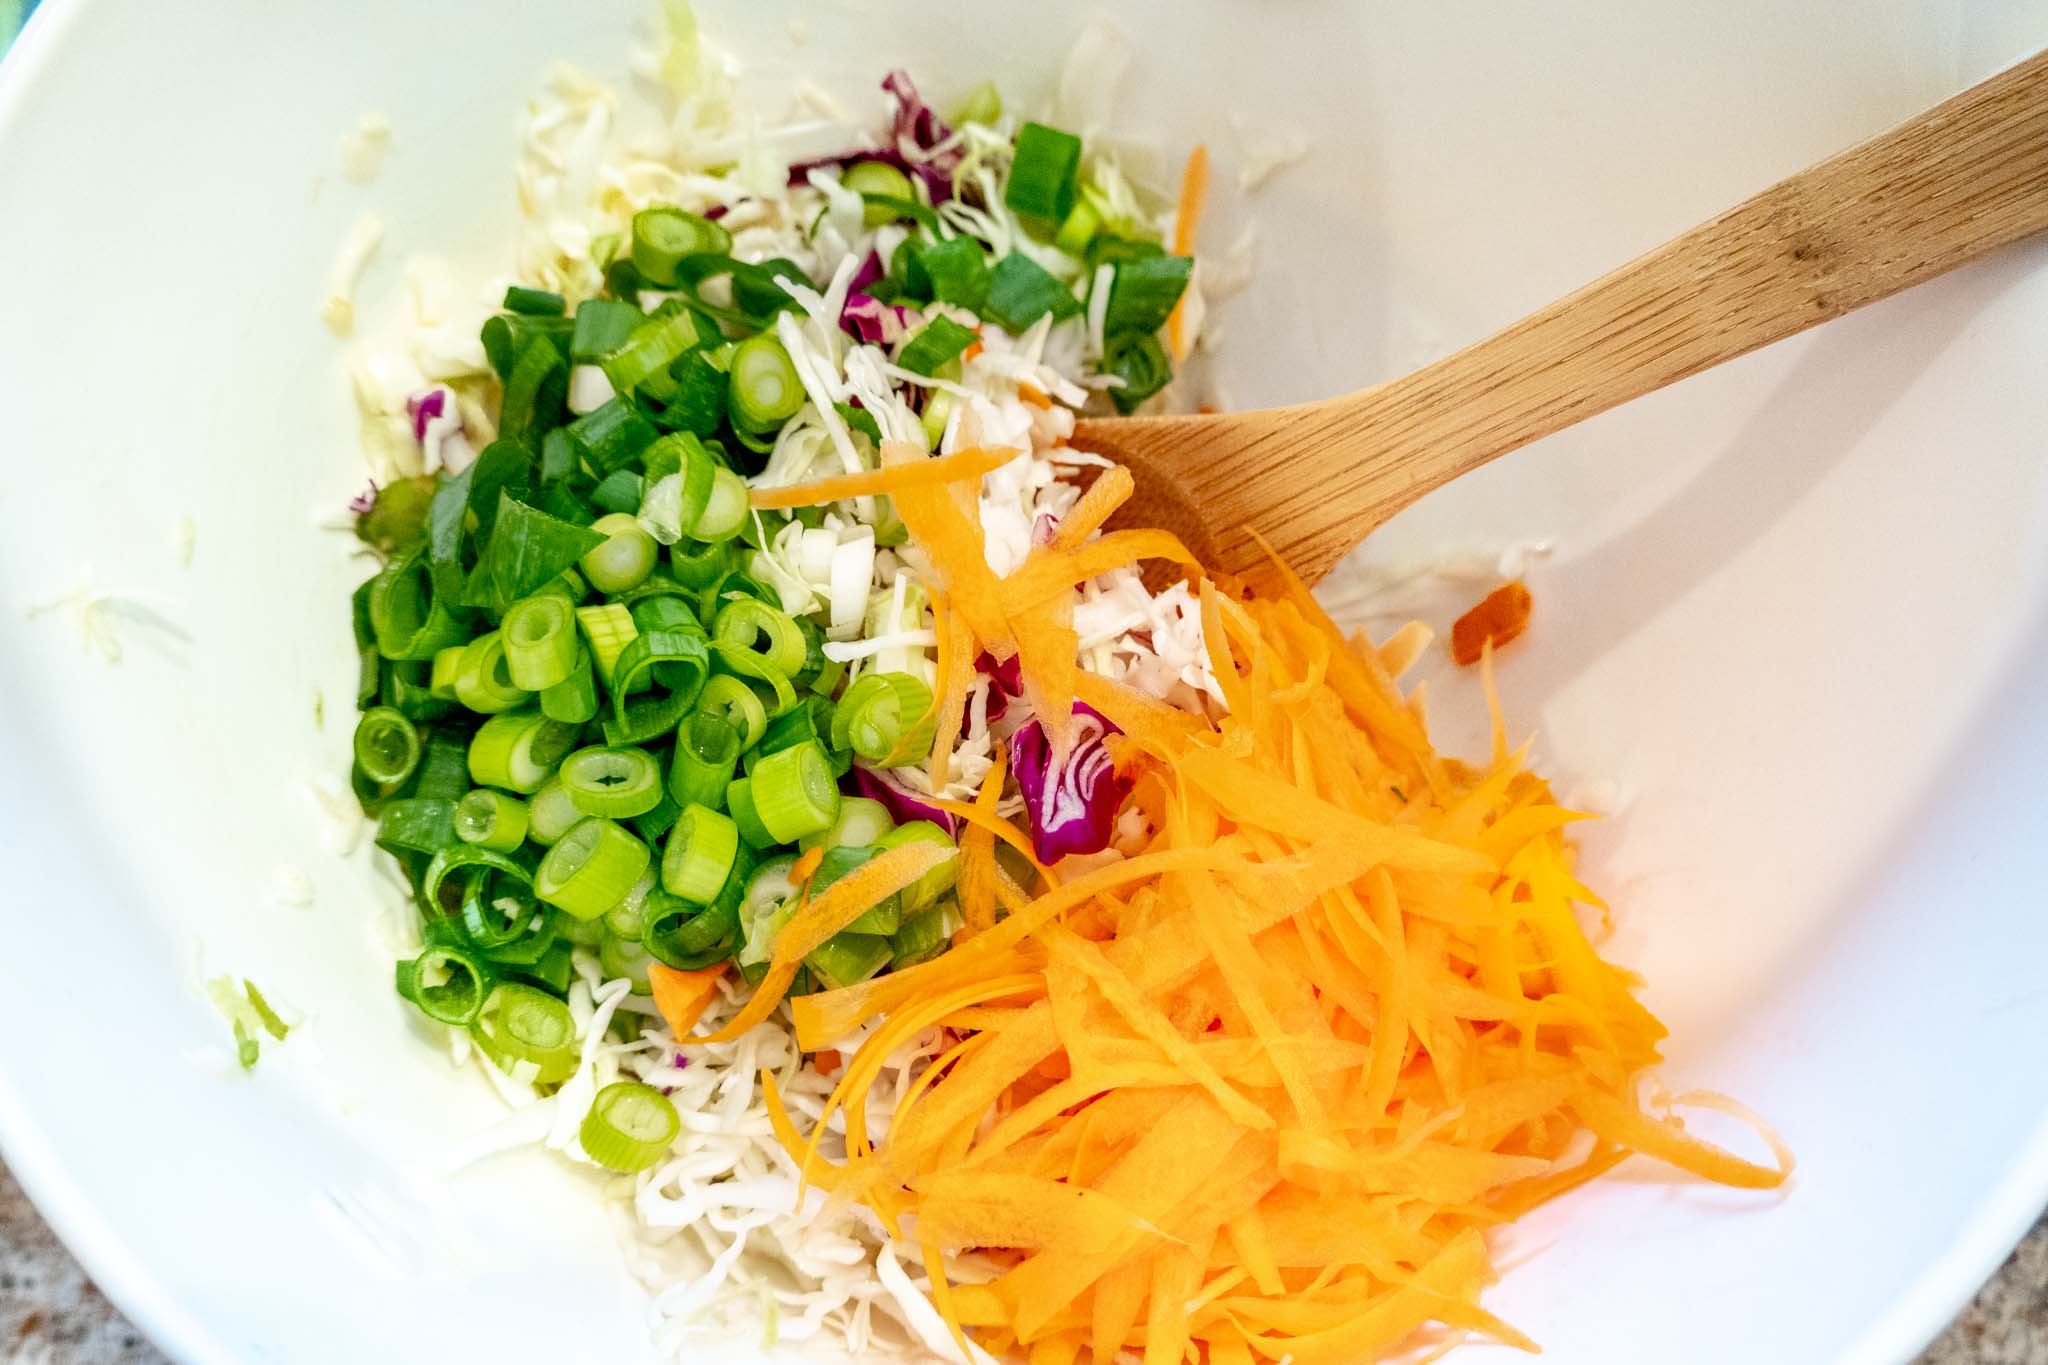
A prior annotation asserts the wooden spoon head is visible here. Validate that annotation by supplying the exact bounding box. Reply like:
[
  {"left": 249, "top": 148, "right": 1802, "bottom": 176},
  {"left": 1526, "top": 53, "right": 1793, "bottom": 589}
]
[{"left": 1071, "top": 406, "right": 1382, "bottom": 587}]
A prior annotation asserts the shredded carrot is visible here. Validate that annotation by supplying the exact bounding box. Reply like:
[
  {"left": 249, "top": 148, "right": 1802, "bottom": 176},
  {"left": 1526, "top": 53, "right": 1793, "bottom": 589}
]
[
  {"left": 788, "top": 844, "right": 825, "bottom": 887},
  {"left": 1451, "top": 581, "right": 1534, "bottom": 666},
  {"left": 645, "top": 961, "right": 726, "bottom": 1040},
  {"left": 747, "top": 444, "right": 1019, "bottom": 510},
  {"left": 814, "top": 1048, "right": 842, "bottom": 1076},
  {"left": 1165, "top": 143, "right": 1210, "bottom": 362},
  {"left": 1017, "top": 381, "right": 1052, "bottom": 409},
  {"left": 768, "top": 538, "right": 1786, "bottom": 1364}
]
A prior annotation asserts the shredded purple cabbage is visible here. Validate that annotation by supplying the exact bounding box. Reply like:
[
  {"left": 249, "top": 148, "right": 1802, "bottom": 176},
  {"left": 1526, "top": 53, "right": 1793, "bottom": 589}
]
[
  {"left": 785, "top": 70, "right": 963, "bottom": 205},
  {"left": 841, "top": 292, "right": 920, "bottom": 345},
  {"left": 849, "top": 249, "right": 884, "bottom": 294},
  {"left": 1010, "top": 701, "right": 1130, "bottom": 863},
  {"left": 348, "top": 480, "right": 380, "bottom": 516},
  {"left": 881, "top": 69, "right": 957, "bottom": 165},
  {"left": 848, "top": 764, "right": 960, "bottom": 836},
  {"left": 405, "top": 386, "right": 448, "bottom": 443}
]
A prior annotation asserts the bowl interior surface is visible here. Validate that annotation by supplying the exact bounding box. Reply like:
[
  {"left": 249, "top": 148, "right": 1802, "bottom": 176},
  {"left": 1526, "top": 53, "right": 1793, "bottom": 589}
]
[{"left": 2, "top": 2, "right": 2046, "bottom": 1361}]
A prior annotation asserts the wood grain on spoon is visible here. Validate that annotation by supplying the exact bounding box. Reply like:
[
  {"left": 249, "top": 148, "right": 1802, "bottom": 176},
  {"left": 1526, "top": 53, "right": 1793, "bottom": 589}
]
[{"left": 1075, "top": 48, "right": 2048, "bottom": 585}]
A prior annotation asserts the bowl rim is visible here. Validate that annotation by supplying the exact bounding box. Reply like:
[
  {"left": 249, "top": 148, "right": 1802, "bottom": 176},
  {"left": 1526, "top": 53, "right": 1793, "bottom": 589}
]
[{"left": 0, "top": 2, "right": 2044, "bottom": 1362}]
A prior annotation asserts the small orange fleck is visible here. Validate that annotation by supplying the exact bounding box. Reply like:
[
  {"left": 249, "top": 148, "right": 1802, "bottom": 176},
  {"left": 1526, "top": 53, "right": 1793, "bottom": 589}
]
[
  {"left": 814, "top": 1048, "right": 842, "bottom": 1076},
  {"left": 1196, "top": 404, "right": 1218, "bottom": 415},
  {"left": 1451, "top": 581, "right": 1533, "bottom": 666},
  {"left": 962, "top": 341, "right": 985, "bottom": 364},
  {"left": 1017, "top": 381, "right": 1052, "bottom": 409}
]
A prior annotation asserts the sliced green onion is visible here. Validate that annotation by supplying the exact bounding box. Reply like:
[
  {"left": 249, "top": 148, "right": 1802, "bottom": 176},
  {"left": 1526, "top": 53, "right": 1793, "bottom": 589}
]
[
  {"left": 560, "top": 746, "right": 665, "bottom": 819},
  {"left": 631, "top": 207, "right": 732, "bottom": 288},
  {"left": 541, "top": 647, "right": 600, "bottom": 724},
  {"left": 453, "top": 631, "right": 532, "bottom": 715},
  {"left": 1053, "top": 199, "right": 1102, "bottom": 257},
  {"left": 815, "top": 845, "right": 901, "bottom": 935},
  {"left": 429, "top": 645, "right": 465, "bottom": 700},
  {"left": 503, "top": 285, "right": 566, "bottom": 316},
  {"left": 499, "top": 337, "right": 568, "bottom": 444},
  {"left": 709, "top": 644, "right": 799, "bottom": 721},
  {"left": 369, "top": 550, "right": 469, "bottom": 661},
  {"left": 890, "top": 897, "right": 963, "bottom": 967},
  {"left": 422, "top": 847, "right": 537, "bottom": 944},
  {"left": 502, "top": 593, "right": 580, "bottom": 691},
  {"left": 689, "top": 467, "right": 749, "bottom": 543},
  {"left": 643, "top": 889, "right": 736, "bottom": 971},
  {"left": 916, "top": 237, "right": 990, "bottom": 311},
  {"left": 631, "top": 792, "right": 684, "bottom": 844},
  {"left": 670, "top": 709, "right": 743, "bottom": 809},
  {"left": 598, "top": 929, "right": 654, "bottom": 990},
  {"left": 952, "top": 80, "right": 1002, "bottom": 127},
  {"left": 920, "top": 389, "right": 955, "bottom": 450},
  {"left": 605, "top": 600, "right": 711, "bottom": 746},
  {"left": 536, "top": 817, "right": 652, "bottom": 920},
  {"left": 650, "top": 349, "right": 729, "bottom": 436},
  {"left": 1005, "top": 121, "right": 1083, "bottom": 227},
  {"left": 564, "top": 396, "right": 660, "bottom": 477},
  {"left": 712, "top": 598, "right": 808, "bottom": 678},
  {"left": 552, "top": 905, "right": 608, "bottom": 947},
  {"left": 602, "top": 308, "right": 702, "bottom": 398},
  {"left": 375, "top": 798, "right": 459, "bottom": 857},
  {"left": 724, "top": 777, "right": 776, "bottom": 849},
  {"left": 726, "top": 335, "right": 805, "bottom": 434},
  {"left": 691, "top": 674, "right": 768, "bottom": 753},
  {"left": 454, "top": 789, "right": 531, "bottom": 852},
  {"left": 841, "top": 160, "right": 916, "bottom": 226},
  {"left": 411, "top": 731, "right": 472, "bottom": 800},
  {"left": 467, "top": 711, "right": 579, "bottom": 794},
  {"left": 641, "top": 433, "right": 717, "bottom": 544},
  {"left": 580, "top": 512, "right": 659, "bottom": 595},
  {"left": 576, "top": 602, "right": 639, "bottom": 688},
  {"left": 662, "top": 803, "right": 740, "bottom": 904},
  {"left": 832, "top": 672, "right": 936, "bottom": 765},
  {"left": 479, "top": 312, "right": 570, "bottom": 378},
  {"left": 570, "top": 298, "right": 643, "bottom": 362},
  {"left": 897, "top": 316, "right": 979, "bottom": 377},
  {"left": 473, "top": 983, "right": 578, "bottom": 1083},
  {"left": 605, "top": 870, "right": 657, "bottom": 940},
  {"left": 395, "top": 944, "right": 493, "bottom": 1026},
  {"left": 504, "top": 940, "right": 577, "bottom": 995},
  {"left": 799, "top": 796, "right": 896, "bottom": 853},
  {"left": 1105, "top": 254, "right": 1194, "bottom": 337},
  {"left": 876, "top": 819, "right": 963, "bottom": 912},
  {"left": 591, "top": 472, "right": 647, "bottom": 522},
  {"left": 737, "top": 857, "right": 801, "bottom": 966},
  {"left": 526, "top": 775, "right": 584, "bottom": 846},
  {"left": 580, "top": 1081, "right": 681, "bottom": 1172},
  {"left": 984, "top": 252, "right": 1084, "bottom": 333},
  {"left": 1102, "top": 331, "right": 1174, "bottom": 415},
  {"left": 352, "top": 707, "right": 420, "bottom": 788},
  {"left": 749, "top": 741, "right": 840, "bottom": 843},
  {"left": 806, "top": 932, "right": 892, "bottom": 990}
]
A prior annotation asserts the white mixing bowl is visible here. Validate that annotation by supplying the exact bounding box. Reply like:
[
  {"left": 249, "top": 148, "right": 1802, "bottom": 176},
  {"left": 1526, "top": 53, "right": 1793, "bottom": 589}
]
[{"left": 2, "top": 1, "right": 2046, "bottom": 1360}]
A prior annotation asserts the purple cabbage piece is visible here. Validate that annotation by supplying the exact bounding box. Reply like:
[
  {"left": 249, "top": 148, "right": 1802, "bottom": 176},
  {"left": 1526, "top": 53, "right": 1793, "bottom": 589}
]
[
  {"left": 848, "top": 764, "right": 960, "bottom": 837},
  {"left": 785, "top": 69, "right": 962, "bottom": 205},
  {"left": 405, "top": 386, "right": 448, "bottom": 443},
  {"left": 1010, "top": 702, "right": 1130, "bottom": 864},
  {"left": 841, "top": 292, "right": 921, "bottom": 346},
  {"left": 849, "top": 249, "right": 884, "bottom": 294},
  {"left": 347, "top": 480, "right": 380, "bottom": 516},
  {"left": 881, "top": 69, "right": 956, "bottom": 164}
]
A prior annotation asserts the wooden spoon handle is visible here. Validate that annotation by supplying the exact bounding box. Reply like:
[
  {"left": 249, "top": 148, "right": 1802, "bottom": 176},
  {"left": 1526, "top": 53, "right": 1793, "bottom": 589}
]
[{"left": 1271, "top": 47, "right": 2048, "bottom": 576}]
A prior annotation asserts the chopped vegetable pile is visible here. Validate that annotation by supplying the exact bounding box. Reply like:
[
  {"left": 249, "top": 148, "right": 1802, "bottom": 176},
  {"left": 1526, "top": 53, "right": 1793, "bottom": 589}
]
[{"left": 337, "top": 13, "right": 1783, "bottom": 1362}]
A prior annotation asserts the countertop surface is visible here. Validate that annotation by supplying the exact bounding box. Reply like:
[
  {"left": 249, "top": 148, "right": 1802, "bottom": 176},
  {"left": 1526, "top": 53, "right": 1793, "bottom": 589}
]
[{"left": 0, "top": 1161, "right": 2038, "bottom": 1362}]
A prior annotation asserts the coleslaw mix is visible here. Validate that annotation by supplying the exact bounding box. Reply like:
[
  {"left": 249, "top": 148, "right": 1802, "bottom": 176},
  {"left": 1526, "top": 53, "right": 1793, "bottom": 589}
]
[{"left": 342, "top": 10, "right": 1228, "bottom": 1356}]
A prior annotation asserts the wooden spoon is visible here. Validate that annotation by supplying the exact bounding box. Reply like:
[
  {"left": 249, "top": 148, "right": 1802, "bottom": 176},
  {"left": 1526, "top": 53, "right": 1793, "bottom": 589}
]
[{"left": 1074, "top": 49, "right": 2048, "bottom": 585}]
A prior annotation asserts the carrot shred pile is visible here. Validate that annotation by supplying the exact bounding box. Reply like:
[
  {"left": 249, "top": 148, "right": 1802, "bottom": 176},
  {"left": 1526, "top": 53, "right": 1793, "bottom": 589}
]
[
  {"left": 1450, "top": 581, "right": 1534, "bottom": 666},
  {"left": 761, "top": 514, "right": 1787, "bottom": 1363}
]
